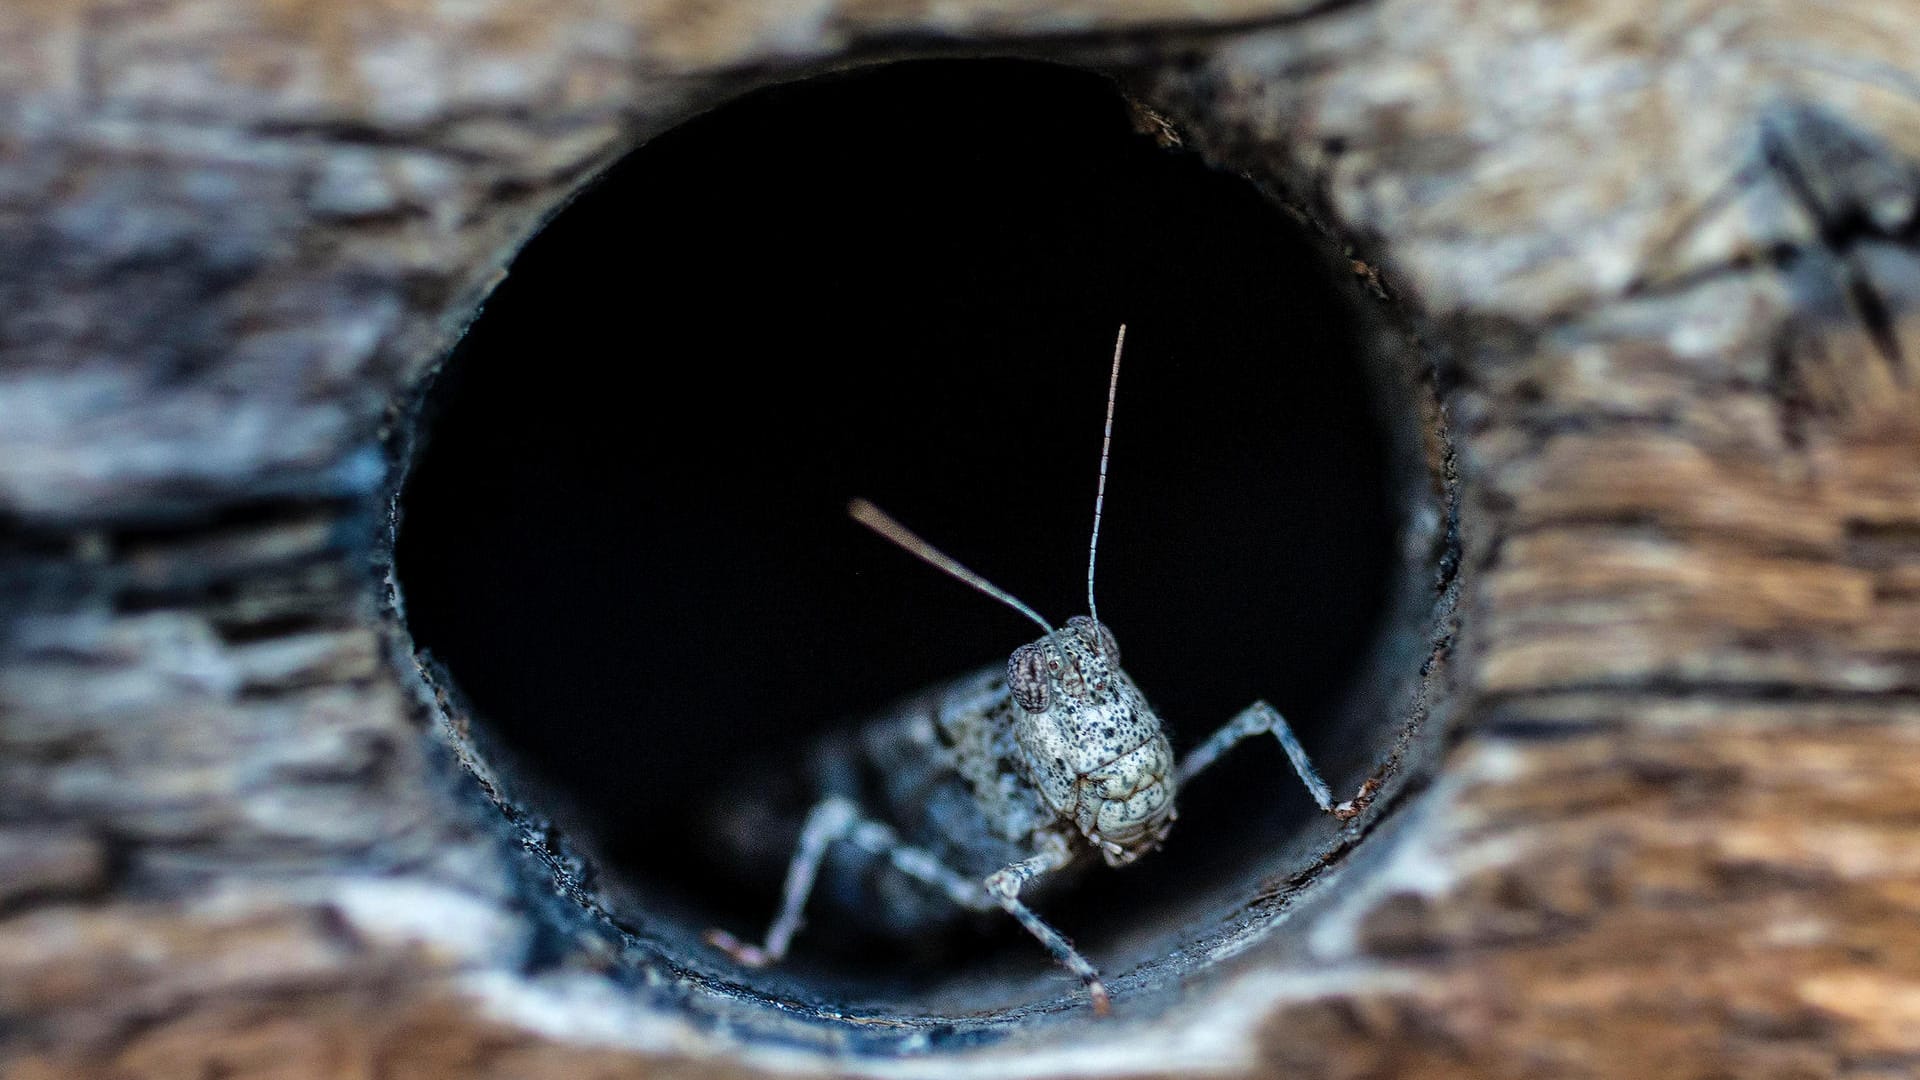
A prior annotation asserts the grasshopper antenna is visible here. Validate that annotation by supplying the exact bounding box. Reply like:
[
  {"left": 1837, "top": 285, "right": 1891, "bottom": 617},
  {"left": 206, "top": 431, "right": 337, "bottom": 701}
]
[
  {"left": 1086, "top": 324, "right": 1126, "bottom": 634},
  {"left": 849, "top": 499, "right": 1067, "bottom": 656}
]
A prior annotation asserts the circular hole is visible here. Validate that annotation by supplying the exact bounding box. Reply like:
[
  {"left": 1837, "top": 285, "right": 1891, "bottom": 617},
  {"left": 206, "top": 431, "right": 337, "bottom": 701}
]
[{"left": 395, "top": 59, "right": 1409, "bottom": 1024}]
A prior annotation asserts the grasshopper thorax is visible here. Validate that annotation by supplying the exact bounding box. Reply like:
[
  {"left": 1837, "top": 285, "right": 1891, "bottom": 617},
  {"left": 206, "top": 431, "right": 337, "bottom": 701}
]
[{"left": 1010, "top": 617, "right": 1177, "bottom": 866}]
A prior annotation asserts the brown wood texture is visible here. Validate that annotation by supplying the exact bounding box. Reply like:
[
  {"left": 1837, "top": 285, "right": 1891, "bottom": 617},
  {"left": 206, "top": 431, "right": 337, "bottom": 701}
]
[{"left": 4, "top": 1, "right": 1920, "bottom": 1077}]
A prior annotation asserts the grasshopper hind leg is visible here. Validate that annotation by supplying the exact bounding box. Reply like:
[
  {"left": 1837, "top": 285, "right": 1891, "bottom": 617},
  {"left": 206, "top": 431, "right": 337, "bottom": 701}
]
[
  {"left": 706, "top": 795, "right": 987, "bottom": 967},
  {"left": 706, "top": 798, "right": 1112, "bottom": 1015}
]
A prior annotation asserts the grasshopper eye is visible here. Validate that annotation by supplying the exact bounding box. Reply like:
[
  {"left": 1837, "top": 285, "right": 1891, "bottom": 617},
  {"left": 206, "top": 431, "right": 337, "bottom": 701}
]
[
  {"left": 1008, "top": 644, "right": 1051, "bottom": 712},
  {"left": 1066, "top": 615, "right": 1120, "bottom": 665}
]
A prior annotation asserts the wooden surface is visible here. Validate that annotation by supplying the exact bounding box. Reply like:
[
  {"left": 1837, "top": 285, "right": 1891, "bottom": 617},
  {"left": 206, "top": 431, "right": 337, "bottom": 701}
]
[{"left": 4, "top": 0, "right": 1920, "bottom": 1076}]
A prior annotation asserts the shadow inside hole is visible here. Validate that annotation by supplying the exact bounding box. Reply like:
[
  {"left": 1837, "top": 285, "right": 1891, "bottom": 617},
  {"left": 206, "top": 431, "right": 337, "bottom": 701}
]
[{"left": 396, "top": 59, "right": 1398, "bottom": 1005}]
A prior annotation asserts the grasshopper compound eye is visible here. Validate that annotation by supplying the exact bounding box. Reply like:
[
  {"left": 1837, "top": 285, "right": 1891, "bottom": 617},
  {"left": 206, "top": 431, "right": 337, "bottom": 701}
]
[
  {"left": 1067, "top": 615, "right": 1119, "bottom": 664},
  {"left": 1009, "top": 643, "right": 1052, "bottom": 712}
]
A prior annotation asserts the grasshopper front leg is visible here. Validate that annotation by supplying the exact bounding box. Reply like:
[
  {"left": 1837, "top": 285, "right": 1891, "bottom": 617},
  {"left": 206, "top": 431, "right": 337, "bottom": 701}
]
[
  {"left": 984, "top": 836, "right": 1109, "bottom": 1015},
  {"left": 1176, "top": 700, "right": 1375, "bottom": 820}
]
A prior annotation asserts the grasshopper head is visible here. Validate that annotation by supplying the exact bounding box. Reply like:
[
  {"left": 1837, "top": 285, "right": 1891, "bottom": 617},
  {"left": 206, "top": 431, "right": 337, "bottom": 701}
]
[
  {"left": 1009, "top": 617, "right": 1176, "bottom": 865},
  {"left": 849, "top": 328, "right": 1155, "bottom": 862}
]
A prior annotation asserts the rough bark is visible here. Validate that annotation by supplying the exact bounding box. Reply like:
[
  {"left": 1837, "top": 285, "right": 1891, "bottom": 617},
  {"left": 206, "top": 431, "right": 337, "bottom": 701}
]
[{"left": 4, "top": 0, "right": 1919, "bottom": 1077}]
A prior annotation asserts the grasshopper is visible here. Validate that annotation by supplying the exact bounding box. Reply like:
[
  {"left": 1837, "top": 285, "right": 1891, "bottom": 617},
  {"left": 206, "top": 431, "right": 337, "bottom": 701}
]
[{"left": 706, "top": 326, "right": 1372, "bottom": 1015}]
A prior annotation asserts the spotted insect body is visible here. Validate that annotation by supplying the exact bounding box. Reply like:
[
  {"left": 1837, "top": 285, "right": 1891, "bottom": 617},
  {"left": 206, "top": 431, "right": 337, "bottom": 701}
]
[{"left": 705, "top": 327, "right": 1373, "bottom": 1015}]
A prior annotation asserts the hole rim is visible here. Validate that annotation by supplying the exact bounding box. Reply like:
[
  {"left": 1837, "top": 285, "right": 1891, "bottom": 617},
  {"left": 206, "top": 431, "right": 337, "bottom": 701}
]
[{"left": 374, "top": 56, "right": 1461, "bottom": 1052}]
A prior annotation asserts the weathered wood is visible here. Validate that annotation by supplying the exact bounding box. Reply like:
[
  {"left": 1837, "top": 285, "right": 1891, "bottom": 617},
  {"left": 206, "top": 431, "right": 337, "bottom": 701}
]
[{"left": 4, "top": 0, "right": 1920, "bottom": 1076}]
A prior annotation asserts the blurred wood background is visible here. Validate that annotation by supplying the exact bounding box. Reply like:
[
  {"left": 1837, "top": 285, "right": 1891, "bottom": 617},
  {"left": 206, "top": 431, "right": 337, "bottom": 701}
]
[{"left": 3, "top": 1, "right": 1919, "bottom": 1077}]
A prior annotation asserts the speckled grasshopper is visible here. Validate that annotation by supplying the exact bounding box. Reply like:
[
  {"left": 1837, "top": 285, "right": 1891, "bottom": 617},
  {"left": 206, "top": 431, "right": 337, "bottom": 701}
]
[{"left": 708, "top": 326, "right": 1370, "bottom": 1014}]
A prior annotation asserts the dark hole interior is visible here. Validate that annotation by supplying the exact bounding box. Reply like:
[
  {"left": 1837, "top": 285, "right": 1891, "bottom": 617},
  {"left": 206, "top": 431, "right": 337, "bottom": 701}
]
[{"left": 396, "top": 59, "right": 1399, "bottom": 1009}]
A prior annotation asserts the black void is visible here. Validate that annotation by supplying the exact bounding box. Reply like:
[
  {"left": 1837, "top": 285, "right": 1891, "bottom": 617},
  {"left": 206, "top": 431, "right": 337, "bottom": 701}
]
[{"left": 396, "top": 59, "right": 1400, "bottom": 1006}]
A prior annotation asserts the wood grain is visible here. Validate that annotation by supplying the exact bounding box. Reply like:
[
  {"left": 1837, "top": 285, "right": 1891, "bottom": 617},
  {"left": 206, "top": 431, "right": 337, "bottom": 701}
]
[{"left": 4, "top": 0, "right": 1919, "bottom": 1076}]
